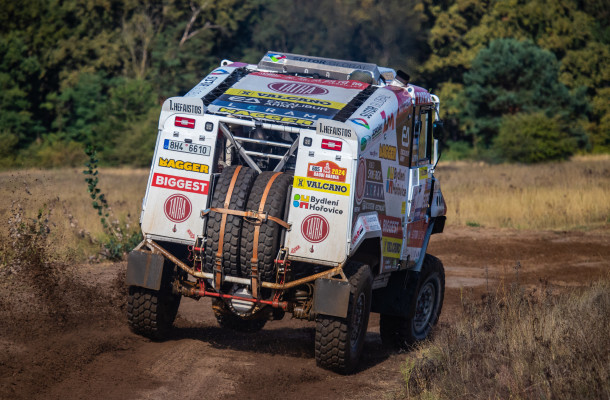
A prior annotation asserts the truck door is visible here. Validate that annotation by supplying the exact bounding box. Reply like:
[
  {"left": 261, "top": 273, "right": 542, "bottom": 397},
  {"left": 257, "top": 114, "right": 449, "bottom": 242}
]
[{"left": 403, "top": 106, "right": 434, "bottom": 266}]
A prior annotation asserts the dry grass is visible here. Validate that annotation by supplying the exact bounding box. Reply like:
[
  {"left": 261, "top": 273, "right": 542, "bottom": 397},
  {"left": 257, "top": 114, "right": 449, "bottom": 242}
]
[
  {"left": 0, "top": 168, "right": 148, "bottom": 260},
  {"left": 436, "top": 155, "right": 610, "bottom": 230},
  {"left": 402, "top": 276, "right": 610, "bottom": 399}
]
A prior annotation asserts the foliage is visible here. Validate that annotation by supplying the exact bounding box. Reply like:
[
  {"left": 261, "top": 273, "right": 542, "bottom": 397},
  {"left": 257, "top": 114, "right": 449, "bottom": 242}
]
[
  {"left": 494, "top": 112, "right": 575, "bottom": 163},
  {"left": 0, "top": 0, "right": 608, "bottom": 168},
  {"left": 83, "top": 146, "right": 142, "bottom": 259},
  {"left": 463, "top": 38, "right": 585, "bottom": 153}
]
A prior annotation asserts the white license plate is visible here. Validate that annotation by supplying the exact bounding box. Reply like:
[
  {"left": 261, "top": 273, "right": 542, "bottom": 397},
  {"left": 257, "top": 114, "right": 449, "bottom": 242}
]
[{"left": 163, "top": 139, "right": 211, "bottom": 155}]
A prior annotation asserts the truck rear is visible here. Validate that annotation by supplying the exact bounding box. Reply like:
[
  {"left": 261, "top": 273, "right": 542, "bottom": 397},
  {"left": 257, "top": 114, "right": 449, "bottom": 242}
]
[{"left": 126, "top": 52, "right": 447, "bottom": 373}]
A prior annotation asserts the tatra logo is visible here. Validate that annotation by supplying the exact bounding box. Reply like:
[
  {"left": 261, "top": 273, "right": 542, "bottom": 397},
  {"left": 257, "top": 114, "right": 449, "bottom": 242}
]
[
  {"left": 301, "top": 214, "right": 329, "bottom": 243},
  {"left": 379, "top": 144, "right": 397, "bottom": 160},
  {"left": 268, "top": 82, "right": 328, "bottom": 95},
  {"left": 159, "top": 158, "right": 209, "bottom": 174},
  {"left": 164, "top": 194, "right": 192, "bottom": 223}
]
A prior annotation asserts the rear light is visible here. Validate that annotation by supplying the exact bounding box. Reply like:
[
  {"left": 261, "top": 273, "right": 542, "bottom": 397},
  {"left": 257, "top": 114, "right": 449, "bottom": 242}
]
[
  {"left": 175, "top": 116, "right": 195, "bottom": 129},
  {"left": 321, "top": 138, "right": 342, "bottom": 151}
]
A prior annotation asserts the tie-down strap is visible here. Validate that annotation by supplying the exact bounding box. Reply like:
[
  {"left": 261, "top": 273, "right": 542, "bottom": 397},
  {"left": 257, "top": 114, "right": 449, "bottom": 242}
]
[
  {"left": 201, "top": 208, "right": 290, "bottom": 229},
  {"left": 213, "top": 165, "right": 243, "bottom": 289}
]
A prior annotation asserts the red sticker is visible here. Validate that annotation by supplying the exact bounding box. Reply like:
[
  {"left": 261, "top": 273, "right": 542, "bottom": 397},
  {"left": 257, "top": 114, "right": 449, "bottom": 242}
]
[
  {"left": 355, "top": 158, "right": 366, "bottom": 204},
  {"left": 301, "top": 214, "right": 329, "bottom": 243},
  {"left": 307, "top": 160, "right": 347, "bottom": 182},
  {"left": 164, "top": 194, "right": 192, "bottom": 223},
  {"left": 268, "top": 82, "right": 329, "bottom": 95}
]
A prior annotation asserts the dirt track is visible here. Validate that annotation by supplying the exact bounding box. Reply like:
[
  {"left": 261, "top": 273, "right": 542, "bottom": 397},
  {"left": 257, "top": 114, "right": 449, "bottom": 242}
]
[{"left": 1, "top": 226, "right": 609, "bottom": 400}]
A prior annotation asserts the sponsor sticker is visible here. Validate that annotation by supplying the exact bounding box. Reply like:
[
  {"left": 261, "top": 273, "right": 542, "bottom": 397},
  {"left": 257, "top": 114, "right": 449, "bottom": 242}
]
[
  {"left": 385, "top": 166, "right": 407, "bottom": 197},
  {"left": 317, "top": 121, "right": 353, "bottom": 138},
  {"left": 293, "top": 176, "right": 350, "bottom": 196},
  {"left": 350, "top": 118, "right": 369, "bottom": 129},
  {"left": 158, "top": 158, "right": 209, "bottom": 174},
  {"left": 268, "top": 53, "right": 286, "bottom": 63},
  {"left": 223, "top": 88, "right": 346, "bottom": 109},
  {"left": 210, "top": 68, "right": 229, "bottom": 75},
  {"left": 251, "top": 71, "right": 368, "bottom": 90},
  {"left": 355, "top": 158, "right": 366, "bottom": 204},
  {"left": 217, "top": 107, "right": 314, "bottom": 126},
  {"left": 380, "top": 215, "right": 403, "bottom": 259},
  {"left": 169, "top": 100, "right": 202, "bottom": 114},
  {"left": 152, "top": 173, "right": 209, "bottom": 195},
  {"left": 307, "top": 160, "right": 347, "bottom": 182},
  {"left": 358, "top": 94, "right": 391, "bottom": 118},
  {"left": 301, "top": 214, "right": 330, "bottom": 243},
  {"left": 163, "top": 194, "right": 192, "bottom": 223},
  {"left": 379, "top": 144, "right": 397, "bottom": 160},
  {"left": 290, "top": 245, "right": 301, "bottom": 254},
  {"left": 292, "top": 194, "right": 344, "bottom": 215}
]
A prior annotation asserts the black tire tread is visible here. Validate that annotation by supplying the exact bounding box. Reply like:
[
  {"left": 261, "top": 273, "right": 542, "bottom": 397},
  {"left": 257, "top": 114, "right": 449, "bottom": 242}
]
[
  {"left": 204, "top": 166, "right": 257, "bottom": 276},
  {"left": 127, "top": 285, "right": 180, "bottom": 341},
  {"left": 380, "top": 254, "right": 445, "bottom": 350},
  {"left": 315, "top": 262, "right": 372, "bottom": 374},
  {"left": 240, "top": 172, "right": 292, "bottom": 282}
]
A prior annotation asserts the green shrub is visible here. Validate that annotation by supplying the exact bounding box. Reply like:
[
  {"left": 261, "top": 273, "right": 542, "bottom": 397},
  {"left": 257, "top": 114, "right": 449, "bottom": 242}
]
[{"left": 494, "top": 112, "right": 575, "bottom": 163}]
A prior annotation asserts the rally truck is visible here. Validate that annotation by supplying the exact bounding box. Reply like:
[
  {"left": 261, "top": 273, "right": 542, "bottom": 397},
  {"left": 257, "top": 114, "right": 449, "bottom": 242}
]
[{"left": 126, "top": 51, "right": 447, "bottom": 374}]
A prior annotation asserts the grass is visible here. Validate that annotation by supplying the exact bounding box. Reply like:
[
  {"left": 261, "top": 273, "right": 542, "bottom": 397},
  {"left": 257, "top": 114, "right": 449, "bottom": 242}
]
[
  {"left": 436, "top": 155, "right": 610, "bottom": 230},
  {"left": 0, "top": 155, "right": 608, "bottom": 261},
  {"left": 401, "top": 276, "right": 610, "bottom": 399},
  {"left": 0, "top": 167, "right": 148, "bottom": 260}
]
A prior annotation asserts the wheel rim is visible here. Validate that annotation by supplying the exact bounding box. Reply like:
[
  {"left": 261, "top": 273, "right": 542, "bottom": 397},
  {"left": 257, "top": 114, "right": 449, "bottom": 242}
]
[
  {"left": 350, "top": 292, "right": 366, "bottom": 348},
  {"left": 413, "top": 279, "right": 436, "bottom": 334}
]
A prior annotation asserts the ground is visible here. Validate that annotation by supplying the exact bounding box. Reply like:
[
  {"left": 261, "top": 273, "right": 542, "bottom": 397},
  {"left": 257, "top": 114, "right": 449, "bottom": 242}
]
[{"left": 1, "top": 226, "right": 608, "bottom": 400}]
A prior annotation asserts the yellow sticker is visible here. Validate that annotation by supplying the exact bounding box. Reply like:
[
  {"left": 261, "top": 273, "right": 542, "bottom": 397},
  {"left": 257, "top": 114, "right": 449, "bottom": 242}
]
[
  {"left": 293, "top": 176, "right": 350, "bottom": 196},
  {"left": 218, "top": 107, "right": 314, "bottom": 126},
  {"left": 382, "top": 237, "right": 403, "bottom": 258},
  {"left": 159, "top": 158, "right": 209, "bottom": 174},
  {"left": 419, "top": 166, "right": 428, "bottom": 180},
  {"left": 224, "top": 88, "right": 347, "bottom": 110}
]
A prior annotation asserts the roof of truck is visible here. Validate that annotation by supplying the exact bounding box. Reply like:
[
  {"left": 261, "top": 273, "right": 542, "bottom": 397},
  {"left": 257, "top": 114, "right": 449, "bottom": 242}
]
[{"left": 184, "top": 51, "right": 433, "bottom": 129}]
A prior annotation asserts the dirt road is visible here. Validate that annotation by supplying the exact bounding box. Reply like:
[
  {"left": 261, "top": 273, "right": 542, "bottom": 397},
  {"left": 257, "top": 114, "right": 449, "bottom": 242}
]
[{"left": 1, "top": 226, "right": 608, "bottom": 400}]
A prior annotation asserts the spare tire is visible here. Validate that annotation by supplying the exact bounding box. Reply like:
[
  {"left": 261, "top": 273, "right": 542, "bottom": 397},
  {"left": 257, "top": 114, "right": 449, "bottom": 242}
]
[
  {"left": 240, "top": 172, "right": 292, "bottom": 283},
  {"left": 204, "top": 165, "right": 257, "bottom": 277}
]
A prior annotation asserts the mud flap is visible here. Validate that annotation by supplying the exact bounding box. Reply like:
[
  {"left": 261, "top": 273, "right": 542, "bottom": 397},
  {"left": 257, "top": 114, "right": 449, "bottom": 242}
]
[
  {"left": 312, "top": 278, "right": 351, "bottom": 318},
  {"left": 126, "top": 250, "right": 165, "bottom": 290}
]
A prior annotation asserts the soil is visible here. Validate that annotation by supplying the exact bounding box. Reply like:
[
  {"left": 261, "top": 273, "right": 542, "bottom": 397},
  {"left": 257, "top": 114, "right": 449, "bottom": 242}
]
[{"left": 1, "top": 226, "right": 608, "bottom": 400}]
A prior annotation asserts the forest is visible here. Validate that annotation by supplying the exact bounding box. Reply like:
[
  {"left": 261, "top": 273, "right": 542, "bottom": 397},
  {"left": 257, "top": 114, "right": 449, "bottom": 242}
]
[{"left": 1, "top": 0, "right": 608, "bottom": 168}]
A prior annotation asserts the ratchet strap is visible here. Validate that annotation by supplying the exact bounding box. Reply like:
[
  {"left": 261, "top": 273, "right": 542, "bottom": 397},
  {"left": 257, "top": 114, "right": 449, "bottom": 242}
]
[
  {"left": 250, "top": 172, "right": 283, "bottom": 299},
  {"left": 214, "top": 166, "right": 242, "bottom": 289}
]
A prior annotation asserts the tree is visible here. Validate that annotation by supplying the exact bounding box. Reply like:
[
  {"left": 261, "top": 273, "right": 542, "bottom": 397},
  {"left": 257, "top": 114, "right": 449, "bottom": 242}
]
[{"left": 463, "top": 39, "right": 586, "bottom": 153}]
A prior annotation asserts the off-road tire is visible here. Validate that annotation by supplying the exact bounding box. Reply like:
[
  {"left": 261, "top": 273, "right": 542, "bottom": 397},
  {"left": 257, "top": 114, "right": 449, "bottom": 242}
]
[
  {"left": 380, "top": 254, "right": 445, "bottom": 350},
  {"left": 240, "top": 172, "right": 292, "bottom": 282},
  {"left": 315, "top": 262, "right": 373, "bottom": 374},
  {"left": 204, "top": 165, "right": 257, "bottom": 277},
  {"left": 127, "top": 262, "right": 182, "bottom": 341},
  {"left": 212, "top": 299, "right": 266, "bottom": 332}
]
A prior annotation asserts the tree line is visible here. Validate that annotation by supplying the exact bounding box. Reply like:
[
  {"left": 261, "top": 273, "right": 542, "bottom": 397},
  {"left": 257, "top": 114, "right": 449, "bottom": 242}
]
[{"left": 1, "top": 0, "right": 608, "bottom": 168}]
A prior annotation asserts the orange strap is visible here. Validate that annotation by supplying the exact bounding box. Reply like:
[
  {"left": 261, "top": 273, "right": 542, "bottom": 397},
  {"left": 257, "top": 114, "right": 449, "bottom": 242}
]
[
  {"left": 250, "top": 172, "right": 283, "bottom": 298},
  {"left": 214, "top": 166, "right": 242, "bottom": 289},
  {"left": 205, "top": 208, "right": 291, "bottom": 229}
]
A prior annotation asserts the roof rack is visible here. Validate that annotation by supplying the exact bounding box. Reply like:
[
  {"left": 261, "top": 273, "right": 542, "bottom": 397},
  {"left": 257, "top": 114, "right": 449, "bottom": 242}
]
[{"left": 258, "top": 51, "right": 381, "bottom": 84}]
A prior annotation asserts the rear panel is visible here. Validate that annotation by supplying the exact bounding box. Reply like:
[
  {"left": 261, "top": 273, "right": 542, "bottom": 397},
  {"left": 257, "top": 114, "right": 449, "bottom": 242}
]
[
  {"left": 285, "top": 120, "right": 358, "bottom": 265},
  {"left": 140, "top": 98, "right": 220, "bottom": 244}
]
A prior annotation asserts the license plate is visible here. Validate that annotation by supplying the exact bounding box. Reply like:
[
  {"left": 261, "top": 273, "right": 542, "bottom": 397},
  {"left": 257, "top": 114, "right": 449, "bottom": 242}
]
[{"left": 163, "top": 139, "right": 211, "bottom": 155}]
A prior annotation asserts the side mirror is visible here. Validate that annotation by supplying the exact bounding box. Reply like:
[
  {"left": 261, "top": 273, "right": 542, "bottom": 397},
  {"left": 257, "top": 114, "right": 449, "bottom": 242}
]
[{"left": 433, "top": 120, "right": 444, "bottom": 140}]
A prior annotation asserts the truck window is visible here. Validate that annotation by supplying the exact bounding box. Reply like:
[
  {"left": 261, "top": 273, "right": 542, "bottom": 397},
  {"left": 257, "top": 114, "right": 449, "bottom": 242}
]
[{"left": 418, "top": 109, "right": 432, "bottom": 165}]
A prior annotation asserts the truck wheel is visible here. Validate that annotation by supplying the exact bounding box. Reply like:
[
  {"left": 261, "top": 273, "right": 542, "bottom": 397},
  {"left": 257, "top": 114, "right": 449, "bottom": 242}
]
[
  {"left": 127, "top": 262, "right": 182, "bottom": 340},
  {"left": 211, "top": 299, "right": 266, "bottom": 332},
  {"left": 240, "top": 172, "right": 293, "bottom": 282},
  {"left": 380, "top": 254, "right": 445, "bottom": 350},
  {"left": 315, "top": 262, "right": 372, "bottom": 374},
  {"left": 204, "top": 165, "right": 257, "bottom": 277}
]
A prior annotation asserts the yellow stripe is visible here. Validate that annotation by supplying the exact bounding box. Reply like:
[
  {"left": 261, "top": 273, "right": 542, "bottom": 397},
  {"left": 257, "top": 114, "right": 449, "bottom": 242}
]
[
  {"left": 293, "top": 176, "right": 350, "bottom": 196},
  {"left": 225, "top": 88, "right": 347, "bottom": 110}
]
